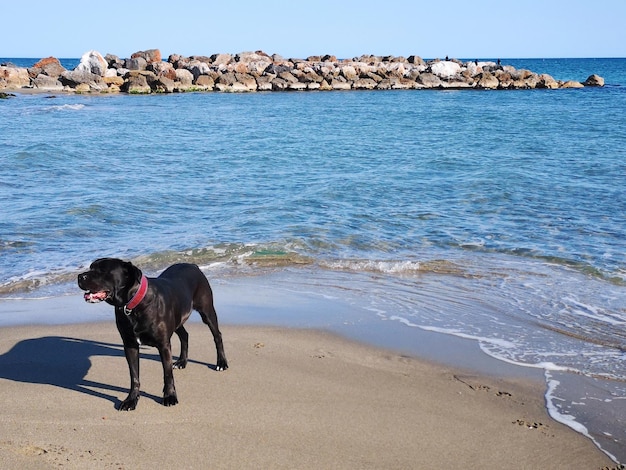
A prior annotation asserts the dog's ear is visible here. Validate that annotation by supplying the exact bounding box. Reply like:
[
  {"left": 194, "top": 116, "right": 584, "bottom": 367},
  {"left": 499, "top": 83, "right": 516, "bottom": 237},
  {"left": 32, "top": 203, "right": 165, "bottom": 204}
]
[
  {"left": 108, "top": 261, "right": 144, "bottom": 306},
  {"left": 123, "top": 261, "right": 143, "bottom": 286}
]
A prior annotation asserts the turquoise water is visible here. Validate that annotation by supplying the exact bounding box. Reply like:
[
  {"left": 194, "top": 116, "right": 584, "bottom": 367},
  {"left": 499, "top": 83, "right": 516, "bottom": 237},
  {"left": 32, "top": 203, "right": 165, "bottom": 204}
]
[{"left": 1, "top": 58, "right": 625, "bottom": 462}]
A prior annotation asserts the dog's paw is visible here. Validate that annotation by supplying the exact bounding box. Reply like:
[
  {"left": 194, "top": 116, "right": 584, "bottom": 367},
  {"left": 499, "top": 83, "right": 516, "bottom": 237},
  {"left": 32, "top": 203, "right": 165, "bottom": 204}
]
[
  {"left": 173, "top": 359, "right": 187, "bottom": 369},
  {"left": 216, "top": 358, "right": 229, "bottom": 371},
  {"left": 118, "top": 395, "right": 139, "bottom": 411},
  {"left": 162, "top": 393, "right": 178, "bottom": 407}
]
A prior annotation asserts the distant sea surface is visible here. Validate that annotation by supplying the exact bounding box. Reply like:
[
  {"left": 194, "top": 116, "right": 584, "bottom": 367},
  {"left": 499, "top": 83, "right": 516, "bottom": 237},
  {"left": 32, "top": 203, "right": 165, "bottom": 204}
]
[{"left": 1, "top": 57, "right": 625, "bottom": 463}]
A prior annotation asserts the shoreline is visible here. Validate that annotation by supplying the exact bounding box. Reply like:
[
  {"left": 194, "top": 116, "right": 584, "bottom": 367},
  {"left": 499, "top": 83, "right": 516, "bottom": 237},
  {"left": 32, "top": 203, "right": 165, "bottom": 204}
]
[
  {"left": 0, "top": 291, "right": 544, "bottom": 381},
  {"left": 0, "top": 320, "right": 615, "bottom": 469},
  {"left": 0, "top": 292, "right": 621, "bottom": 468}
]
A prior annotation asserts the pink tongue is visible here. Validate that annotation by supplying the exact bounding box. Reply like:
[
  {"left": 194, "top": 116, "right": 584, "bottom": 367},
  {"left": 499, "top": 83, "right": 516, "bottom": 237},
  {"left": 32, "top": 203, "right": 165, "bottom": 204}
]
[{"left": 85, "top": 291, "right": 108, "bottom": 302}]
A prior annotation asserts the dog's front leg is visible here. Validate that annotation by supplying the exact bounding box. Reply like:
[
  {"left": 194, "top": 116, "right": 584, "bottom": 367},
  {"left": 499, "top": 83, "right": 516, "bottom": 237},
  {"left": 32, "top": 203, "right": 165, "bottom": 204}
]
[
  {"left": 116, "top": 311, "right": 141, "bottom": 411},
  {"left": 119, "top": 344, "right": 141, "bottom": 411},
  {"left": 158, "top": 341, "right": 178, "bottom": 406}
]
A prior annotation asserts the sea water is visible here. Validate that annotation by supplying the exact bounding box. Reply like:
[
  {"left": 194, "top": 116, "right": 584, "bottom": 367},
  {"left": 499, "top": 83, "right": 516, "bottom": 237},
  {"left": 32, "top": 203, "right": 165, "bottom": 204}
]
[{"left": 1, "top": 57, "right": 625, "bottom": 462}]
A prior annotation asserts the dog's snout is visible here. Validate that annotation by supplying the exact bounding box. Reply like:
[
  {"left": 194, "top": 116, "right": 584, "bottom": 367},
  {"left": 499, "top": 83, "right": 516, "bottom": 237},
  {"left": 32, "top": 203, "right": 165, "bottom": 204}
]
[{"left": 78, "top": 272, "right": 88, "bottom": 285}]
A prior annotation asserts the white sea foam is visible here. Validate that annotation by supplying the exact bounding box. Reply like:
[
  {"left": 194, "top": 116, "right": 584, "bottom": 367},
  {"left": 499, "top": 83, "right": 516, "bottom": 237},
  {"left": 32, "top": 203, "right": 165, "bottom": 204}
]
[
  {"left": 478, "top": 346, "right": 574, "bottom": 372},
  {"left": 388, "top": 315, "right": 517, "bottom": 349},
  {"left": 322, "top": 259, "right": 424, "bottom": 274},
  {"left": 544, "top": 371, "right": 620, "bottom": 464},
  {"left": 563, "top": 296, "right": 626, "bottom": 326},
  {"left": 544, "top": 372, "right": 590, "bottom": 435},
  {"left": 46, "top": 104, "right": 85, "bottom": 111}
]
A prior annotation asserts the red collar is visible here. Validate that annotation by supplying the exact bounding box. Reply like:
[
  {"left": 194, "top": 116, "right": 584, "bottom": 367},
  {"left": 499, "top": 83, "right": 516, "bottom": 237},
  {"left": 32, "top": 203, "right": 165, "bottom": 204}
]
[{"left": 124, "top": 275, "right": 148, "bottom": 314}]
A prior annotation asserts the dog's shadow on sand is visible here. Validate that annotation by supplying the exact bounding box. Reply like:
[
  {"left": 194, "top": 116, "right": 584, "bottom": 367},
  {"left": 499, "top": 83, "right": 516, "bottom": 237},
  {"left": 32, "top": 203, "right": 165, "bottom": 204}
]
[{"left": 0, "top": 335, "right": 214, "bottom": 409}]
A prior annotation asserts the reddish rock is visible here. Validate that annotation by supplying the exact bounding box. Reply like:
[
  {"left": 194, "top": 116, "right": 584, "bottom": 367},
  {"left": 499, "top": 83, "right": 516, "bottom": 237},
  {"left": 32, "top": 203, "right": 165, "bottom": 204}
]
[
  {"left": 131, "top": 49, "right": 162, "bottom": 63},
  {"left": 233, "top": 62, "right": 249, "bottom": 74},
  {"left": 29, "top": 57, "right": 66, "bottom": 78},
  {"left": 32, "top": 57, "right": 58, "bottom": 68},
  {"left": 162, "top": 67, "right": 177, "bottom": 81}
]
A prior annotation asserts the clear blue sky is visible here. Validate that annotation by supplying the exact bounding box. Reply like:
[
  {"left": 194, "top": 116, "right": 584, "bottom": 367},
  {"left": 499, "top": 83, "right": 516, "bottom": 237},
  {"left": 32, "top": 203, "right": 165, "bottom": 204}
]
[{"left": 2, "top": 0, "right": 624, "bottom": 59}]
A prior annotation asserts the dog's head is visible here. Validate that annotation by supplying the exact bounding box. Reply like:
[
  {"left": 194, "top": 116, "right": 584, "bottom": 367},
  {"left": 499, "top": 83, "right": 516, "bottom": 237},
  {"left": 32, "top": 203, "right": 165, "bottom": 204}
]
[{"left": 77, "top": 258, "right": 143, "bottom": 307}]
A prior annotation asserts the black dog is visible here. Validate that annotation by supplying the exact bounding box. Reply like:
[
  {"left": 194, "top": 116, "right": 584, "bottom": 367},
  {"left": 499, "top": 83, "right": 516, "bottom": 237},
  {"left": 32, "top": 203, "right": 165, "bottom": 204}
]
[{"left": 78, "top": 258, "right": 228, "bottom": 410}]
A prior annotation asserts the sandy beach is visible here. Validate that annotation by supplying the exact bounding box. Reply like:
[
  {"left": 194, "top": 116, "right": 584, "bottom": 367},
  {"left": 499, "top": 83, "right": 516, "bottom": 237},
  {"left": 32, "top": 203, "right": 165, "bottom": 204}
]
[{"left": 0, "top": 318, "right": 615, "bottom": 470}]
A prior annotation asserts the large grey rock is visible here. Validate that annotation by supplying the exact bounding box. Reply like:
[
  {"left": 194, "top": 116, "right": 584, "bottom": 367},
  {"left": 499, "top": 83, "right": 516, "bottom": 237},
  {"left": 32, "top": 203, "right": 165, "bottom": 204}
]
[
  {"left": 417, "top": 72, "right": 442, "bottom": 88},
  {"left": 31, "top": 74, "right": 63, "bottom": 91},
  {"left": 60, "top": 69, "right": 106, "bottom": 90},
  {"left": 125, "top": 57, "right": 147, "bottom": 71}
]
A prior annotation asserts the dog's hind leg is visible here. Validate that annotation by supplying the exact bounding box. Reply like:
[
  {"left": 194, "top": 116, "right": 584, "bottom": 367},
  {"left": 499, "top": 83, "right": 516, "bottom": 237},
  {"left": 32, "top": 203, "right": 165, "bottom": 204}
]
[
  {"left": 173, "top": 326, "right": 189, "bottom": 369},
  {"left": 196, "top": 303, "right": 228, "bottom": 371}
]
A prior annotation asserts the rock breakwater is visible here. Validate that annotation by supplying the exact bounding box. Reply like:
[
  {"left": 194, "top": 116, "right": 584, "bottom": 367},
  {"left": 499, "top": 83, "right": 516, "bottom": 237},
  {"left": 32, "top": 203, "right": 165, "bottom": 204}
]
[{"left": 1, "top": 49, "right": 605, "bottom": 94}]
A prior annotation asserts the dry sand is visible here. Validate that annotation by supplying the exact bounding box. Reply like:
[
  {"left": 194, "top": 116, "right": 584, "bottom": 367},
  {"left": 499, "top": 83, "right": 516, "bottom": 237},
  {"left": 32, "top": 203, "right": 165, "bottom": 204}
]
[{"left": 0, "top": 321, "right": 616, "bottom": 469}]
